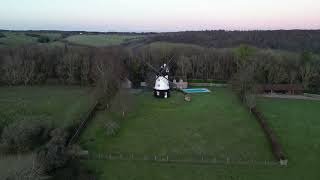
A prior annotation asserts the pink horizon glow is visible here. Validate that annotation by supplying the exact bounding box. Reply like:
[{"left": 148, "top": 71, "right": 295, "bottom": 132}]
[{"left": 0, "top": 0, "right": 319, "bottom": 32}]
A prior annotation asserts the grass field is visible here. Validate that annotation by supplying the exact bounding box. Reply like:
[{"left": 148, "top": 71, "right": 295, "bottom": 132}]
[
  {"left": 0, "top": 32, "right": 38, "bottom": 46},
  {"left": 79, "top": 88, "right": 275, "bottom": 179},
  {"left": 0, "top": 32, "right": 63, "bottom": 47},
  {"left": 144, "top": 41, "right": 204, "bottom": 51},
  {"left": 65, "top": 34, "right": 143, "bottom": 47},
  {"left": 78, "top": 91, "right": 320, "bottom": 180},
  {"left": 255, "top": 97, "right": 320, "bottom": 179},
  {"left": 0, "top": 86, "right": 92, "bottom": 129},
  {"left": 34, "top": 32, "right": 62, "bottom": 41}
]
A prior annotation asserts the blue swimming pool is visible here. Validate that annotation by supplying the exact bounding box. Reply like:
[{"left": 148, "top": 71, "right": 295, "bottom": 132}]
[{"left": 182, "top": 88, "right": 211, "bottom": 93}]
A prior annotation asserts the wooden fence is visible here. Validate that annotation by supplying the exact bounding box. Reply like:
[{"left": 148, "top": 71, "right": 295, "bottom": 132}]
[
  {"left": 79, "top": 152, "right": 280, "bottom": 167},
  {"left": 67, "top": 101, "right": 99, "bottom": 146}
]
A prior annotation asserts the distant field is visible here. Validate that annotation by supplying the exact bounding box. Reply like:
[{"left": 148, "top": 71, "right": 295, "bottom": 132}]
[
  {"left": 0, "top": 32, "right": 63, "bottom": 47},
  {"left": 46, "top": 41, "right": 66, "bottom": 47},
  {"left": 65, "top": 34, "right": 143, "bottom": 47},
  {"left": 34, "top": 32, "right": 62, "bottom": 40},
  {"left": 0, "top": 86, "right": 92, "bottom": 128},
  {"left": 0, "top": 32, "right": 38, "bottom": 46},
  {"left": 144, "top": 41, "right": 204, "bottom": 50},
  {"left": 80, "top": 88, "right": 274, "bottom": 179}
]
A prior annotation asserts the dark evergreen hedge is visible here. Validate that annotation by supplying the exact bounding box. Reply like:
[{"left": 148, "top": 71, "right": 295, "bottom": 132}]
[{"left": 251, "top": 107, "right": 286, "bottom": 161}]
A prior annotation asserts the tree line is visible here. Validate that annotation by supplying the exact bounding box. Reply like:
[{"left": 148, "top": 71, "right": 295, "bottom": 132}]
[
  {"left": 0, "top": 45, "right": 126, "bottom": 86},
  {"left": 150, "top": 30, "right": 320, "bottom": 53},
  {"left": 0, "top": 43, "right": 320, "bottom": 93},
  {"left": 127, "top": 44, "right": 320, "bottom": 92}
]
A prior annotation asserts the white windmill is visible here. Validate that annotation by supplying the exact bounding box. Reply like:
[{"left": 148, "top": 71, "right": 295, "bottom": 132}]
[{"left": 145, "top": 56, "right": 175, "bottom": 98}]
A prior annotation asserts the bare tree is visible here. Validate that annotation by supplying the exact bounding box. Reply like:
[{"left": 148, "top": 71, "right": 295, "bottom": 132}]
[
  {"left": 110, "top": 88, "right": 133, "bottom": 118},
  {"left": 105, "top": 119, "right": 120, "bottom": 136},
  {"left": 21, "top": 58, "right": 36, "bottom": 86},
  {"left": 176, "top": 55, "right": 191, "bottom": 78},
  {"left": 2, "top": 55, "right": 23, "bottom": 85},
  {"left": 91, "top": 47, "right": 126, "bottom": 107},
  {"left": 299, "top": 62, "right": 317, "bottom": 89},
  {"left": 80, "top": 57, "right": 90, "bottom": 85},
  {"left": 232, "top": 64, "right": 257, "bottom": 102}
]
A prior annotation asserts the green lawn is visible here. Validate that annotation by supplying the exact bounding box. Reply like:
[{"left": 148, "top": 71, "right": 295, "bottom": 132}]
[
  {"left": 65, "top": 34, "right": 143, "bottom": 47},
  {"left": 0, "top": 86, "right": 92, "bottom": 129},
  {"left": 80, "top": 88, "right": 276, "bottom": 179},
  {"left": 254, "top": 97, "right": 320, "bottom": 179}
]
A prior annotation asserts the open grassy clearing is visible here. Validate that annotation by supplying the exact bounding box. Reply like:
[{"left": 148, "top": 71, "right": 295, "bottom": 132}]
[
  {"left": 0, "top": 86, "right": 92, "bottom": 129},
  {"left": 143, "top": 41, "right": 204, "bottom": 50},
  {"left": 46, "top": 41, "right": 66, "bottom": 47},
  {"left": 80, "top": 88, "right": 274, "bottom": 179},
  {"left": 33, "top": 32, "right": 62, "bottom": 40},
  {"left": 0, "top": 32, "right": 38, "bottom": 46},
  {"left": 65, "top": 34, "right": 143, "bottom": 47},
  {"left": 254, "top": 97, "right": 320, "bottom": 179},
  {"left": 0, "top": 32, "right": 63, "bottom": 47},
  {"left": 79, "top": 90, "right": 320, "bottom": 180}
]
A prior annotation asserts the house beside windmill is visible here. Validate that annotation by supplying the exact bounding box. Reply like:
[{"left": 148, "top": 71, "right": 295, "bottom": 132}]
[
  {"left": 257, "top": 84, "right": 303, "bottom": 95},
  {"left": 121, "top": 78, "right": 132, "bottom": 89},
  {"left": 173, "top": 79, "right": 188, "bottom": 89}
]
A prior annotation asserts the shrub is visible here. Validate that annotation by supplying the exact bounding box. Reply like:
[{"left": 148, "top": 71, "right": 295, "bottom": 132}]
[
  {"left": 51, "top": 159, "right": 97, "bottom": 180},
  {"left": 1, "top": 120, "right": 51, "bottom": 153},
  {"left": 6, "top": 168, "right": 42, "bottom": 180},
  {"left": 36, "top": 128, "right": 69, "bottom": 174},
  {"left": 110, "top": 88, "right": 134, "bottom": 118},
  {"left": 105, "top": 119, "right": 120, "bottom": 136},
  {"left": 38, "top": 36, "right": 50, "bottom": 43},
  {"left": 251, "top": 108, "right": 286, "bottom": 161},
  {"left": 24, "top": 33, "right": 41, "bottom": 38},
  {"left": 245, "top": 93, "right": 257, "bottom": 111}
]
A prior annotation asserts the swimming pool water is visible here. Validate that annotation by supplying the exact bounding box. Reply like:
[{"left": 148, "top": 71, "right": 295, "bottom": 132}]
[{"left": 182, "top": 88, "right": 211, "bottom": 93}]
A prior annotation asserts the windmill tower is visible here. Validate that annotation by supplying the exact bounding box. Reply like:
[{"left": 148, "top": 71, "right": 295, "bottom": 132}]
[
  {"left": 144, "top": 56, "right": 175, "bottom": 99},
  {"left": 154, "top": 63, "right": 170, "bottom": 98}
]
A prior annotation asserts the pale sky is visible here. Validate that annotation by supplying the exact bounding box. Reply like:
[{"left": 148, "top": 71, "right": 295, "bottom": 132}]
[{"left": 0, "top": 0, "right": 319, "bottom": 32}]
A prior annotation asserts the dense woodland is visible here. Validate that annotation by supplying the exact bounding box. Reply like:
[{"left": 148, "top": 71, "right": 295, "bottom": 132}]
[
  {"left": 0, "top": 42, "right": 319, "bottom": 92},
  {"left": 151, "top": 30, "right": 320, "bottom": 53}
]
